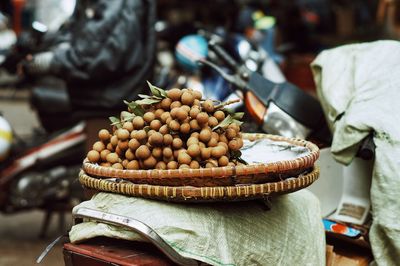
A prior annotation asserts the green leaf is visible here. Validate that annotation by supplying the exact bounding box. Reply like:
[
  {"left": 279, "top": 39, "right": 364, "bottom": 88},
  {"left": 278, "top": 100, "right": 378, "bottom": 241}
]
[
  {"left": 230, "top": 150, "right": 248, "bottom": 165},
  {"left": 232, "top": 119, "right": 243, "bottom": 126},
  {"left": 212, "top": 115, "right": 233, "bottom": 131},
  {"left": 138, "top": 94, "right": 151, "bottom": 99},
  {"left": 236, "top": 157, "right": 248, "bottom": 165},
  {"left": 136, "top": 98, "right": 161, "bottom": 105},
  {"left": 147, "top": 81, "right": 167, "bottom": 98},
  {"left": 124, "top": 100, "right": 145, "bottom": 116},
  {"left": 120, "top": 111, "right": 135, "bottom": 122},
  {"left": 232, "top": 112, "right": 244, "bottom": 120},
  {"left": 109, "top": 116, "right": 122, "bottom": 128}
]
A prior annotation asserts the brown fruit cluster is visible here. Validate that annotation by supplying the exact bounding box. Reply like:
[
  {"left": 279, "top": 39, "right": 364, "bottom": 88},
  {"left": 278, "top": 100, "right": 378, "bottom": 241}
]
[{"left": 86, "top": 88, "right": 244, "bottom": 170}]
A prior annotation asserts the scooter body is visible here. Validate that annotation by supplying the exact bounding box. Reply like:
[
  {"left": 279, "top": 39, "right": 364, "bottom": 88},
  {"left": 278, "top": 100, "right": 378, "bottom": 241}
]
[{"left": 0, "top": 122, "right": 86, "bottom": 212}]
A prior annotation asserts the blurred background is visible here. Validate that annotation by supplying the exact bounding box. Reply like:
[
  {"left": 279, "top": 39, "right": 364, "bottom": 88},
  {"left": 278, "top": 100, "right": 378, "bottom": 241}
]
[{"left": 0, "top": 0, "right": 398, "bottom": 265}]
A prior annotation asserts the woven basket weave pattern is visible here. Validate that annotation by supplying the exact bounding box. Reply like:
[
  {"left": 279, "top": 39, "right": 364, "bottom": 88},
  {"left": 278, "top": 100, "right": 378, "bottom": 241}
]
[
  {"left": 79, "top": 166, "right": 319, "bottom": 202},
  {"left": 82, "top": 134, "right": 319, "bottom": 187}
]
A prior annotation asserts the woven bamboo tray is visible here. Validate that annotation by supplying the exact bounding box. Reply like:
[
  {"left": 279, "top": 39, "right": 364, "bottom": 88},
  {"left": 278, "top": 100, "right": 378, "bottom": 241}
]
[
  {"left": 79, "top": 166, "right": 319, "bottom": 202},
  {"left": 82, "top": 133, "right": 319, "bottom": 187}
]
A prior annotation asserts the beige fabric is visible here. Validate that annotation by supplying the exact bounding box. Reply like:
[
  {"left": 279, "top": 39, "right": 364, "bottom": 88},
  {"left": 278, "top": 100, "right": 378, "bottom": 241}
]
[
  {"left": 311, "top": 40, "right": 400, "bottom": 266},
  {"left": 70, "top": 191, "right": 325, "bottom": 266}
]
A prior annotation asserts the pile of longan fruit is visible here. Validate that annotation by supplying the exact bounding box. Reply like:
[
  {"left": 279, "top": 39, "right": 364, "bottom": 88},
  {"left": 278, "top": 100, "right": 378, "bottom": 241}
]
[{"left": 86, "top": 88, "right": 244, "bottom": 170}]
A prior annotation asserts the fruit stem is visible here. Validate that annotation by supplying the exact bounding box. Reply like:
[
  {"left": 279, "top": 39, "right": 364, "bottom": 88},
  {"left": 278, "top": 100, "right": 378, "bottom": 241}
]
[{"left": 215, "top": 99, "right": 241, "bottom": 109}]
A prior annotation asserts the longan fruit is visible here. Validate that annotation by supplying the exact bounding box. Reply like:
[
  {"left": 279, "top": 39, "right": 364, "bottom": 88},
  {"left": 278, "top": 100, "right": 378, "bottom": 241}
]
[
  {"left": 187, "top": 144, "right": 200, "bottom": 157},
  {"left": 112, "top": 163, "right": 123, "bottom": 169},
  {"left": 155, "top": 161, "right": 167, "bottom": 170},
  {"left": 100, "top": 149, "right": 111, "bottom": 161},
  {"left": 208, "top": 116, "right": 219, "bottom": 128},
  {"left": 170, "top": 107, "right": 179, "bottom": 119},
  {"left": 163, "top": 156, "right": 174, "bottom": 163},
  {"left": 110, "top": 135, "right": 119, "bottom": 146},
  {"left": 196, "top": 112, "right": 209, "bottom": 125},
  {"left": 98, "top": 129, "right": 111, "bottom": 141},
  {"left": 181, "top": 105, "right": 191, "bottom": 113},
  {"left": 147, "top": 129, "right": 156, "bottom": 136},
  {"left": 191, "top": 132, "right": 200, "bottom": 138},
  {"left": 93, "top": 141, "right": 105, "bottom": 152},
  {"left": 159, "top": 124, "right": 169, "bottom": 135},
  {"left": 189, "top": 119, "right": 200, "bottom": 131},
  {"left": 187, "top": 137, "right": 199, "bottom": 147},
  {"left": 228, "top": 139, "right": 240, "bottom": 151},
  {"left": 122, "top": 159, "right": 129, "bottom": 168},
  {"left": 228, "top": 123, "right": 240, "bottom": 132},
  {"left": 211, "top": 131, "right": 219, "bottom": 140},
  {"left": 160, "top": 98, "right": 172, "bottom": 110},
  {"left": 179, "top": 164, "right": 190, "bottom": 169},
  {"left": 118, "top": 140, "right": 129, "bottom": 151},
  {"left": 143, "top": 156, "right": 157, "bottom": 169},
  {"left": 125, "top": 149, "right": 135, "bottom": 160},
  {"left": 133, "top": 130, "right": 147, "bottom": 142},
  {"left": 126, "top": 160, "right": 140, "bottom": 170},
  {"left": 228, "top": 162, "right": 236, "bottom": 167},
  {"left": 150, "top": 120, "right": 162, "bottom": 131},
  {"left": 167, "top": 88, "right": 182, "bottom": 101},
  {"left": 172, "top": 138, "right": 183, "bottom": 149},
  {"left": 135, "top": 145, "right": 151, "bottom": 160},
  {"left": 165, "top": 117, "right": 173, "bottom": 125},
  {"left": 154, "top": 109, "right": 164, "bottom": 119},
  {"left": 193, "top": 90, "right": 202, "bottom": 100},
  {"left": 100, "top": 162, "right": 111, "bottom": 167},
  {"left": 132, "top": 116, "right": 145, "bottom": 129},
  {"left": 152, "top": 147, "right": 163, "bottom": 158},
  {"left": 218, "top": 156, "right": 229, "bottom": 166},
  {"left": 218, "top": 142, "right": 228, "bottom": 151},
  {"left": 201, "top": 147, "right": 211, "bottom": 160},
  {"left": 189, "top": 106, "right": 200, "bottom": 119},
  {"left": 199, "top": 128, "right": 212, "bottom": 143},
  {"left": 87, "top": 150, "right": 100, "bottom": 163},
  {"left": 193, "top": 99, "right": 201, "bottom": 106},
  {"left": 123, "top": 122, "right": 134, "bottom": 132},
  {"left": 115, "top": 146, "right": 123, "bottom": 156},
  {"left": 213, "top": 110, "right": 225, "bottom": 122},
  {"left": 207, "top": 137, "right": 218, "bottom": 147},
  {"left": 128, "top": 138, "right": 140, "bottom": 151},
  {"left": 170, "top": 101, "right": 182, "bottom": 109},
  {"left": 181, "top": 91, "right": 195, "bottom": 106},
  {"left": 190, "top": 160, "right": 200, "bottom": 169},
  {"left": 117, "top": 128, "right": 130, "bottom": 141},
  {"left": 202, "top": 99, "right": 215, "bottom": 113},
  {"left": 211, "top": 146, "right": 226, "bottom": 158},
  {"left": 205, "top": 162, "right": 216, "bottom": 168},
  {"left": 106, "top": 153, "right": 119, "bottom": 164},
  {"left": 163, "top": 147, "right": 173, "bottom": 158},
  {"left": 173, "top": 149, "right": 186, "bottom": 159},
  {"left": 154, "top": 102, "right": 162, "bottom": 109},
  {"left": 160, "top": 112, "right": 171, "bottom": 124},
  {"left": 219, "top": 134, "right": 228, "bottom": 144},
  {"left": 180, "top": 123, "right": 191, "bottom": 134},
  {"left": 176, "top": 108, "right": 188, "bottom": 121},
  {"left": 168, "top": 120, "right": 180, "bottom": 131},
  {"left": 167, "top": 161, "right": 178, "bottom": 169},
  {"left": 226, "top": 128, "right": 237, "bottom": 140},
  {"left": 143, "top": 112, "right": 155, "bottom": 124},
  {"left": 163, "top": 134, "right": 173, "bottom": 145},
  {"left": 106, "top": 143, "right": 114, "bottom": 152}
]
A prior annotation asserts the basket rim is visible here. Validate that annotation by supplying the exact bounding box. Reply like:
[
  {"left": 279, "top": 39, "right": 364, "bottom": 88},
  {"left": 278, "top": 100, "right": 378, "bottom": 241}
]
[
  {"left": 83, "top": 133, "right": 319, "bottom": 181},
  {"left": 79, "top": 166, "right": 320, "bottom": 202}
]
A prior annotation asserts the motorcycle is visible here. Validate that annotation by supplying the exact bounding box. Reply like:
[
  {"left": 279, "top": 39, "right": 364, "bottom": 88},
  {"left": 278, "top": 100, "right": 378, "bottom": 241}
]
[{"left": 0, "top": 22, "right": 86, "bottom": 237}]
